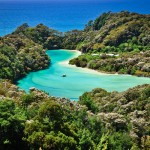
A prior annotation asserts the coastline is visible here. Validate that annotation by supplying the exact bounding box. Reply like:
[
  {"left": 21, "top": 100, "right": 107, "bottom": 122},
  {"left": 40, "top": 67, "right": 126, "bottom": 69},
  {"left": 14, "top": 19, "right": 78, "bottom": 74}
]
[
  {"left": 59, "top": 50, "right": 119, "bottom": 76},
  {"left": 59, "top": 49, "right": 150, "bottom": 78}
]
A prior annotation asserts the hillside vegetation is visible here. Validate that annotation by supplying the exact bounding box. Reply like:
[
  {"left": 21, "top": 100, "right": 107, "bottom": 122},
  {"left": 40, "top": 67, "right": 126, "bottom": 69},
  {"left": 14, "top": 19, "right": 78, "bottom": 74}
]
[
  {"left": 0, "top": 11, "right": 150, "bottom": 81},
  {"left": 0, "top": 80, "right": 149, "bottom": 150},
  {"left": 69, "top": 50, "right": 150, "bottom": 77},
  {"left": 0, "top": 11, "right": 150, "bottom": 150},
  {"left": 64, "top": 11, "right": 150, "bottom": 52},
  {"left": 0, "top": 24, "right": 52, "bottom": 82},
  {"left": 67, "top": 11, "right": 150, "bottom": 76}
]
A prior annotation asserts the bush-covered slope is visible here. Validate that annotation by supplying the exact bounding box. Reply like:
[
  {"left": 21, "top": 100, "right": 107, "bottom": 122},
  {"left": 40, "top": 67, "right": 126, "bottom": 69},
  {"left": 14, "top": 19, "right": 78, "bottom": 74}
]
[
  {"left": 0, "top": 11, "right": 149, "bottom": 150},
  {"left": 79, "top": 84, "right": 150, "bottom": 149},
  {"left": 68, "top": 11, "right": 150, "bottom": 77},
  {"left": 0, "top": 80, "right": 149, "bottom": 150},
  {"left": 70, "top": 50, "right": 150, "bottom": 77},
  {"left": 0, "top": 24, "right": 56, "bottom": 81},
  {"left": 13, "top": 23, "right": 63, "bottom": 49},
  {"left": 64, "top": 11, "right": 150, "bottom": 52},
  {"left": 1, "top": 11, "right": 150, "bottom": 81}
]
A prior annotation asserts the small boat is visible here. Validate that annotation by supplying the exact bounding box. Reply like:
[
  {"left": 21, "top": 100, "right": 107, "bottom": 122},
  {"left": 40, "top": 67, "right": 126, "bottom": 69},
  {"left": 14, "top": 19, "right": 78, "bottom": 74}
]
[{"left": 62, "top": 74, "right": 66, "bottom": 77}]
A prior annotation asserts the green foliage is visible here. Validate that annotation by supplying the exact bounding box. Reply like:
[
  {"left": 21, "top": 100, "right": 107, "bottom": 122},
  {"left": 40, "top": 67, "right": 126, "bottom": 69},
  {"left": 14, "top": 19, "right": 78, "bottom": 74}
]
[
  {"left": 70, "top": 50, "right": 150, "bottom": 77},
  {"left": 63, "top": 11, "right": 150, "bottom": 53},
  {"left": 0, "top": 80, "right": 149, "bottom": 149},
  {"left": 1, "top": 11, "right": 150, "bottom": 82},
  {"left": 0, "top": 11, "right": 150, "bottom": 150},
  {"left": 0, "top": 99, "right": 27, "bottom": 150},
  {"left": 78, "top": 129, "right": 95, "bottom": 150},
  {"left": 38, "top": 100, "right": 64, "bottom": 126},
  {"left": 93, "top": 12, "right": 111, "bottom": 30},
  {"left": 43, "top": 131, "right": 77, "bottom": 150},
  {"left": 95, "top": 133, "right": 109, "bottom": 150},
  {"left": 107, "top": 132, "right": 133, "bottom": 150},
  {"left": 0, "top": 38, "right": 50, "bottom": 82},
  {"left": 79, "top": 92, "right": 99, "bottom": 113},
  {"left": 21, "top": 93, "right": 36, "bottom": 108}
]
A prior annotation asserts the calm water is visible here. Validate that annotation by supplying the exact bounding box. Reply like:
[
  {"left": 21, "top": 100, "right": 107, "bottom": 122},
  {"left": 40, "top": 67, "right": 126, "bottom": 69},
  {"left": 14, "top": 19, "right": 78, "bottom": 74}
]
[
  {"left": 0, "top": 0, "right": 150, "bottom": 36},
  {"left": 17, "top": 50, "right": 150, "bottom": 100}
]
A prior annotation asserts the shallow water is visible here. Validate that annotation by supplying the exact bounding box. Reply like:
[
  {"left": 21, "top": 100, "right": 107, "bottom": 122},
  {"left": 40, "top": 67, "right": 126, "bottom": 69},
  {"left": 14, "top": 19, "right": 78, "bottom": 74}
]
[{"left": 17, "top": 50, "right": 150, "bottom": 100}]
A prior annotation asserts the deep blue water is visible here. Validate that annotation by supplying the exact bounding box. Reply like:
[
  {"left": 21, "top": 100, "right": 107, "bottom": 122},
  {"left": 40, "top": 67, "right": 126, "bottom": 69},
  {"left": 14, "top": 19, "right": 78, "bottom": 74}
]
[{"left": 0, "top": 0, "right": 150, "bottom": 36}]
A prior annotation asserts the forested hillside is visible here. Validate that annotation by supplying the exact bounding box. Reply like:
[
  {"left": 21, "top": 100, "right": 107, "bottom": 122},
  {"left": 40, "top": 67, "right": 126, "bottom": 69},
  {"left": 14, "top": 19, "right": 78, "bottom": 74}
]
[
  {"left": 0, "top": 11, "right": 150, "bottom": 81},
  {"left": 0, "top": 80, "right": 149, "bottom": 150},
  {"left": 0, "top": 24, "right": 51, "bottom": 81},
  {"left": 0, "top": 11, "right": 150, "bottom": 149},
  {"left": 64, "top": 11, "right": 150, "bottom": 52},
  {"left": 69, "top": 50, "right": 150, "bottom": 77},
  {"left": 68, "top": 11, "right": 150, "bottom": 77}
]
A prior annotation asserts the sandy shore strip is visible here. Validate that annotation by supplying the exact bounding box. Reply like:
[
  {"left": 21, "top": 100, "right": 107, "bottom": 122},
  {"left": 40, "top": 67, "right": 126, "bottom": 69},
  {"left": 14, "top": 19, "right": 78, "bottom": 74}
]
[
  {"left": 61, "top": 49, "right": 82, "bottom": 57},
  {"left": 59, "top": 50, "right": 118, "bottom": 75}
]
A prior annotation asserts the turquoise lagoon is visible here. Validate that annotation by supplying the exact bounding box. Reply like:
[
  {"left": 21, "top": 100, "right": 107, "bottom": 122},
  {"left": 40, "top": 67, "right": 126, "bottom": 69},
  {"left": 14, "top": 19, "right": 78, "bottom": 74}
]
[{"left": 17, "top": 50, "right": 150, "bottom": 100}]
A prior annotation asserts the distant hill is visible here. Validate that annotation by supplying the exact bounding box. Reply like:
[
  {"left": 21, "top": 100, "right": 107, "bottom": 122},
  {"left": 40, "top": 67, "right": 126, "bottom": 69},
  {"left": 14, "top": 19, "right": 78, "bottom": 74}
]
[
  {"left": 9, "top": 11, "right": 150, "bottom": 53},
  {"left": 0, "top": 23, "right": 59, "bottom": 81},
  {"left": 68, "top": 11, "right": 150, "bottom": 77},
  {"left": 63, "top": 11, "right": 150, "bottom": 52}
]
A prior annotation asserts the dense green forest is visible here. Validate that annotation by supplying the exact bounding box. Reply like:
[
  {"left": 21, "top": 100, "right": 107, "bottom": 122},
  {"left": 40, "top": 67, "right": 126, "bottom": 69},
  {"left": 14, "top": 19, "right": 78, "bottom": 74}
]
[
  {"left": 69, "top": 50, "right": 150, "bottom": 77},
  {"left": 64, "top": 11, "right": 150, "bottom": 52},
  {"left": 0, "top": 25, "right": 50, "bottom": 82},
  {"left": 0, "top": 80, "right": 149, "bottom": 150},
  {"left": 67, "top": 11, "right": 150, "bottom": 77},
  {"left": 0, "top": 23, "right": 62, "bottom": 82},
  {"left": 0, "top": 11, "right": 150, "bottom": 81},
  {"left": 0, "top": 11, "right": 150, "bottom": 149}
]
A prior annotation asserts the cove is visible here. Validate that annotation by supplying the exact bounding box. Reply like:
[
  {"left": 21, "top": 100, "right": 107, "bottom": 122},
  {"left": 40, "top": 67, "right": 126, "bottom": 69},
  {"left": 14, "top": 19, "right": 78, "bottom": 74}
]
[{"left": 17, "top": 49, "right": 150, "bottom": 100}]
